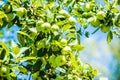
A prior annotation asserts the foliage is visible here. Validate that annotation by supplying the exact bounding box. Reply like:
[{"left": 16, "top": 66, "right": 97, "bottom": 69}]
[{"left": 0, "top": 0, "right": 120, "bottom": 79}]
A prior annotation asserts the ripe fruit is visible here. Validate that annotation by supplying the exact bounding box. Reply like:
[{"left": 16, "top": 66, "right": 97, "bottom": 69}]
[
  {"left": 41, "top": 22, "right": 51, "bottom": 33},
  {"left": 2, "top": 4, "right": 11, "bottom": 13},
  {"left": 101, "top": 25, "right": 110, "bottom": 33},
  {"left": 84, "top": 3, "right": 91, "bottom": 12},
  {"left": 59, "top": 10, "right": 70, "bottom": 17},
  {"left": 49, "top": 55, "right": 56, "bottom": 67},
  {"left": 36, "top": 20, "right": 44, "bottom": 31},
  {"left": 1, "top": 66, "right": 7, "bottom": 73},
  {"left": 16, "top": 7, "right": 26, "bottom": 17},
  {"left": 68, "top": 16, "right": 76, "bottom": 24},
  {"left": 90, "top": 16, "right": 101, "bottom": 27},
  {"left": 51, "top": 24, "right": 59, "bottom": 32},
  {"left": 60, "top": 38, "right": 67, "bottom": 47},
  {"left": 96, "top": 11, "right": 106, "bottom": 20},
  {"left": 55, "top": 55, "right": 66, "bottom": 66},
  {"left": 6, "top": 13, "right": 14, "bottom": 22},
  {"left": 61, "top": 46, "right": 72, "bottom": 54}
]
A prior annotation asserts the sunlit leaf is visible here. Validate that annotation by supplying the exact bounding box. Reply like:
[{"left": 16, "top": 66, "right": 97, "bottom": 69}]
[{"left": 107, "top": 31, "right": 113, "bottom": 43}]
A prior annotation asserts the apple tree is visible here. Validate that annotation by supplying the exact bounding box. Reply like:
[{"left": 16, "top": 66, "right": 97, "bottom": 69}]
[{"left": 0, "top": 0, "right": 120, "bottom": 80}]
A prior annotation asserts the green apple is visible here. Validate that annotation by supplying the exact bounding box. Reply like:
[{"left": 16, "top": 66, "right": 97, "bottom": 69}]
[
  {"left": 36, "top": 39, "right": 46, "bottom": 50},
  {"left": 41, "top": 22, "right": 51, "bottom": 33},
  {"left": 90, "top": 16, "right": 101, "bottom": 27},
  {"left": 60, "top": 38, "right": 67, "bottom": 47},
  {"left": 68, "top": 16, "right": 76, "bottom": 24},
  {"left": 1, "top": 66, "right": 7, "bottom": 73},
  {"left": 84, "top": 3, "right": 91, "bottom": 12},
  {"left": 6, "top": 13, "right": 14, "bottom": 22},
  {"left": 55, "top": 55, "right": 66, "bottom": 66},
  {"left": 16, "top": 7, "right": 26, "bottom": 17},
  {"left": 2, "top": 4, "right": 11, "bottom": 13},
  {"left": 61, "top": 46, "right": 72, "bottom": 55},
  {"left": 96, "top": 11, "right": 106, "bottom": 20},
  {"left": 49, "top": 55, "right": 56, "bottom": 67},
  {"left": 51, "top": 24, "right": 59, "bottom": 32},
  {"left": 101, "top": 25, "right": 110, "bottom": 33},
  {"left": 59, "top": 9, "right": 70, "bottom": 17},
  {"left": 36, "top": 20, "right": 44, "bottom": 31}
]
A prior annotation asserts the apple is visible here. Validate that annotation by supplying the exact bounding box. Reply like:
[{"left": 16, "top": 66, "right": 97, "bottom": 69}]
[
  {"left": 96, "top": 11, "right": 106, "bottom": 20},
  {"left": 90, "top": 16, "right": 101, "bottom": 27},
  {"left": 41, "top": 22, "right": 51, "bottom": 33},
  {"left": 55, "top": 55, "right": 66, "bottom": 66},
  {"left": 36, "top": 39, "right": 46, "bottom": 50},
  {"left": 68, "top": 16, "right": 76, "bottom": 24},
  {"left": 2, "top": 4, "right": 11, "bottom": 13},
  {"left": 61, "top": 46, "right": 72, "bottom": 55},
  {"left": 6, "top": 13, "right": 14, "bottom": 22},
  {"left": 36, "top": 20, "right": 44, "bottom": 31},
  {"left": 51, "top": 24, "right": 59, "bottom": 32},
  {"left": 49, "top": 55, "right": 56, "bottom": 67},
  {"left": 1, "top": 66, "right": 7, "bottom": 73},
  {"left": 100, "top": 25, "right": 110, "bottom": 33},
  {"left": 60, "top": 38, "right": 67, "bottom": 47},
  {"left": 59, "top": 9, "right": 70, "bottom": 17},
  {"left": 84, "top": 3, "right": 91, "bottom": 12},
  {"left": 16, "top": 7, "right": 26, "bottom": 17}
]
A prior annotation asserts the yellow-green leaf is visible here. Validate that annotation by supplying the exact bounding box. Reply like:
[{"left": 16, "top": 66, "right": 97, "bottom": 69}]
[{"left": 107, "top": 31, "right": 113, "bottom": 43}]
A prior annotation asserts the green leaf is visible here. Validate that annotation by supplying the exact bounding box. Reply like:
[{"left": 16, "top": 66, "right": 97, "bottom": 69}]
[
  {"left": 85, "top": 31, "right": 90, "bottom": 38},
  {"left": 15, "top": 57, "right": 36, "bottom": 62},
  {"left": 92, "top": 70, "right": 97, "bottom": 76},
  {"left": 71, "top": 44, "right": 84, "bottom": 51},
  {"left": 10, "top": 72, "right": 16, "bottom": 78},
  {"left": 0, "top": 48, "right": 6, "bottom": 60},
  {"left": 0, "top": 19, "right": 3, "bottom": 27},
  {"left": 2, "top": 42, "right": 9, "bottom": 56},
  {"left": 32, "top": 59, "right": 42, "bottom": 72},
  {"left": 17, "top": 31, "right": 33, "bottom": 40},
  {"left": 16, "top": 47, "right": 29, "bottom": 58},
  {"left": 18, "top": 66, "right": 28, "bottom": 74},
  {"left": 62, "top": 24, "right": 72, "bottom": 32},
  {"left": 107, "top": 31, "right": 113, "bottom": 43},
  {"left": 111, "top": 7, "right": 119, "bottom": 13},
  {"left": 66, "top": 33, "right": 75, "bottom": 38},
  {"left": 0, "top": 11, "right": 5, "bottom": 19}
]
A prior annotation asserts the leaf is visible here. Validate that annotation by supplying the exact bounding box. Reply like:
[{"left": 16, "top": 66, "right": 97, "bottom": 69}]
[
  {"left": 92, "top": 70, "right": 97, "bottom": 76},
  {"left": 0, "top": 11, "right": 5, "bottom": 19},
  {"left": 2, "top": 42, "right": 9, "bottom": 56},
  {"left": 66, "top": 33, "right": 75, "bottom": 38},
  {"left": 32, "top": 59, "right": 42, "bottom": 72},
  {"left": 18, "top": 66, "right": 28, "bottom": 74},
  {"left": 0, "top": 48, "right": 6, "bottom": 60},
  {"left": 16, "top": 47, "right": 29, "bottom": 58},
  {"left": 10, "top": 72, "right": 16, "bottom": 78},
  {"left": 0, "top": 19, "right": 3, "bottom": 27},
  {"left": 15, "top": 57, "right": 36, "bottom": 62},
  {"left": 118, "top": 0, "right": 120, "bottom": 5},
  {"left": 107, "top": 31, "right": 113, "bottom": 43},
  {"left": 62, "top": 24, "right": 72, "bottom": 32},
  {"left": 71, "top": 44, "right": 84, "bottom": 51},
  {"left": 17, "top": 31, "right": 33, "bottom": 40},
  {"left": 111, "top": 7, "right": 119, "bottom": 13},
  {"left": 85, "top": 31, "right": 90, "bottom": 38}
]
